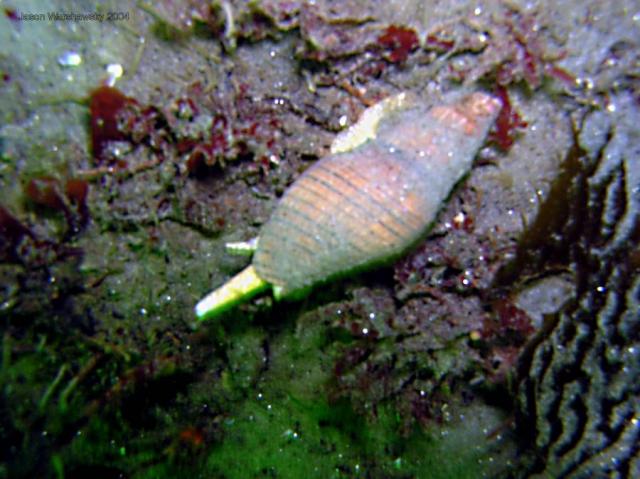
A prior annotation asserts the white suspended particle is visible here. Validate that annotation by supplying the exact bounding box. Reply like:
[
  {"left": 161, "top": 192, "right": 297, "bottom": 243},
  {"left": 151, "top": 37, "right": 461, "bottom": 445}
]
[
  {"left": 106, "top": 63, "right": 123, "bottom": 86},
  {"left": 58, "top": 51, "right": 82, "bottom": 67}
]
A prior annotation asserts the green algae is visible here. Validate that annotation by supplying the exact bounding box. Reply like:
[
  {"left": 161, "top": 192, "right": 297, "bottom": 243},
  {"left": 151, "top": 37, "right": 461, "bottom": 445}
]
[
  {"left": 13, "top": 300, "right": 509, "bottom": 479},
  {"left": 205, "top": 394, "right": 505, "bottom": 479},
  {"left": 200, "top": 310, "right": 510, "bottom": 479}
]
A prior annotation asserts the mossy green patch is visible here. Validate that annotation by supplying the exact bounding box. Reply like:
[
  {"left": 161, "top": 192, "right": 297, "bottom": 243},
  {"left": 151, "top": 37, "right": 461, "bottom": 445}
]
[{"left": 199, "top": 308, "right": 510, "bottom": 479}]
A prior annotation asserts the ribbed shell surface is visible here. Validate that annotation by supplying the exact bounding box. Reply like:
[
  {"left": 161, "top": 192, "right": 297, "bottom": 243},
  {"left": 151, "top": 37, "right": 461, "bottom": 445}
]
[
  {"left": 253, "top": 92, "right": 500, "bottom": 296},
  {"left": 254, "top": 143, "right": 436, "bottom": 295}
]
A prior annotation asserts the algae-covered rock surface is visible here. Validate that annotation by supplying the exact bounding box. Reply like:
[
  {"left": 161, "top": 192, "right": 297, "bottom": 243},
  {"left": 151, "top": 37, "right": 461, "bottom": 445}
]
[{"left": 1, "top": 1, "right": 638, "bottom": 478}]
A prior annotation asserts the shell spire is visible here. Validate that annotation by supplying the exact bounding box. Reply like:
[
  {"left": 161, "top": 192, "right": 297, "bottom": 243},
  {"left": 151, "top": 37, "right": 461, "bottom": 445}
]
[{"left": 195, "top": 265, "right": 267, "bottom": 321}]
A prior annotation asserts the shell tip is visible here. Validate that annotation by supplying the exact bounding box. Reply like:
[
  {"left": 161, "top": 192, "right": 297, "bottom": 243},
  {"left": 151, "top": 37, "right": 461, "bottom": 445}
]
[
  {"left": 272, "top": 285, "right": 284, "bottom": 300},
  {"left": 195, "top": 294, "right": 219, "bottom": 321},
  {"left": 194, "top": 265, "right": 268, "bottom": 321}
]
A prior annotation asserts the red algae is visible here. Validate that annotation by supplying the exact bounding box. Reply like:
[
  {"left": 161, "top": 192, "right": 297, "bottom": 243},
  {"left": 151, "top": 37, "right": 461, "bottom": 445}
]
[
  {"left": 65, "top": 178, "right": 90, "bottom": 226},
  {"left": 178, "top": 427, "right": 205, "bottom": 448},
  {"left": 425, "top": 33, "right": 455, "bottom": 52},
  {"left": 89, "top": 86, "right": 137, "bottom": 162},
  {"left": 25, "top": 176, "right": 67, "bottom": 211},
  {"left": 83, "top": 78, "right": 286, "bottom": 179},
  {"left": 484, "top": 298, "right": 535, "bottom": 342},
  {"left": 377, "top": 25, "right": 419, "bottom": 63},
  {"left": 544, "top": 65, "right": 576, "bottom": 87},
  {"left": 496, "top": 8, "right": 572, "bottom": 90},
  {"left": 65, "top": 178, "right": 89, "bottom": 206},
  {"left": 24, "top": 176, "right": 90, "bottom": 233},
  {"left": 489, "top": 86, "right": 527, "bottom": 151}
]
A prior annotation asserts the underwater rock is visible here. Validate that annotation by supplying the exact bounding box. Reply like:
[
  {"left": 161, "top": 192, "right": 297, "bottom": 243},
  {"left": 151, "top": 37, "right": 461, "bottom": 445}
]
[{"left": 515, "top": 93, "right": 640, "bottom": 477}]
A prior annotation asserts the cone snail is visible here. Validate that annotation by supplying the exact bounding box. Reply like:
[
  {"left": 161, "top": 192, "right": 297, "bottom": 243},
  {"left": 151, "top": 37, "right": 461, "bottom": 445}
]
[{"left": 195, "top": 91, "right": 501, "bottom": 321}]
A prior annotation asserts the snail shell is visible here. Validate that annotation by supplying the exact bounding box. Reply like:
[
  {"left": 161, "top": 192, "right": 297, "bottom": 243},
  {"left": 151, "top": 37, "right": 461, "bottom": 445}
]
[
  {"left": 195, "top": 91, "right": 501, "bottom": 320},
  {"left": 254, "top": 91, "right": 501, "bottom": 297}
]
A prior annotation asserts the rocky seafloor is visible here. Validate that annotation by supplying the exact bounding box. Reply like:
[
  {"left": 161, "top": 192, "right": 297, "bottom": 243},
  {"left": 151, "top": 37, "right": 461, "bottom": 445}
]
[{"left": 0, "top": 1, "right": 638, "bottom": 477}]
